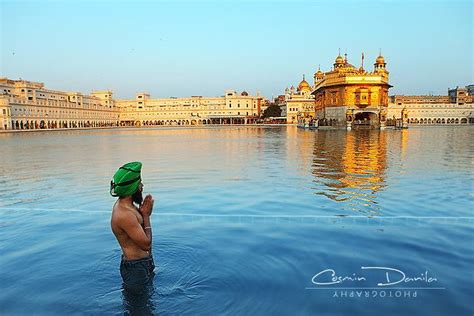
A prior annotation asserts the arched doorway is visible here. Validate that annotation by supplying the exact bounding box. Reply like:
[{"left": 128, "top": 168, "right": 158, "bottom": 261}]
[{"left": 353, "top": 112, "right": 379, "bottom": 127}]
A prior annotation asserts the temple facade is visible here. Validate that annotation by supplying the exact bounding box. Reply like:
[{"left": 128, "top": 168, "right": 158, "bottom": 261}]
[{"left": 311, "top": 52, "right": 392, "bottom": 129}]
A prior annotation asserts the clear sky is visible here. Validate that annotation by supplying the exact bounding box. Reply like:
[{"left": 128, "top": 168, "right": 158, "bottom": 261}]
[{"left": 1, "top": 0, "right": 472, "bottom": 99}]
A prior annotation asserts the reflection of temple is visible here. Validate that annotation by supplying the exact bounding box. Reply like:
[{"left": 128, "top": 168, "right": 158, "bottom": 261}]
[
  {"left": 312, "top": 52, "right": 392, "bottom": 129},
  {"left": 311, "top": 129, "right": 387, "bottom": 214}
]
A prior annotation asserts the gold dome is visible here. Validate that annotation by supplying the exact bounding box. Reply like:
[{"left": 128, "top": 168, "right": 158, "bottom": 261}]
[
  {"left": 376, "top": 55, "right": 385, "bottom": 64},
  {"left": 297, "top": 75, "right": 311, "bottom": 92},
  {"left": 335, "top": 55, "right": 344, "bottom": 64}
]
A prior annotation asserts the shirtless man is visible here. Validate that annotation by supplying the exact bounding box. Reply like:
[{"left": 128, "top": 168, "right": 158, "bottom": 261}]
[{"left": 110, "top": 161, "right": 155, "bottom": 294}]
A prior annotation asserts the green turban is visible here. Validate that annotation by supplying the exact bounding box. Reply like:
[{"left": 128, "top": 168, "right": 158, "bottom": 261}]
[{"left": 110, "top": 161, "right": 142, "bottom": 197}]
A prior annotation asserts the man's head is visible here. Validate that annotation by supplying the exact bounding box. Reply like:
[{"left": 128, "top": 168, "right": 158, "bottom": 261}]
[{"left": 110, "top": 161, "right": 143, "bottom": 204}]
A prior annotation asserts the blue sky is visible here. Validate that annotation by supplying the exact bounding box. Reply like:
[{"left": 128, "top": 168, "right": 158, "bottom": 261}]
[{"left": 1, "top": 0, "right": 472, "bottom": 99}]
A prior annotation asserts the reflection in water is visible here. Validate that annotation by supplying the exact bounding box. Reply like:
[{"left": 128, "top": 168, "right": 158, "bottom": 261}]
[{"left": 311, "top": 129, "right": 387, "bottom": 214}]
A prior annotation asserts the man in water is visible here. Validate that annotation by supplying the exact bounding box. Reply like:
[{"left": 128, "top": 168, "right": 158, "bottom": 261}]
[{"left": 110, "top": 161, "right": 155, "bottom": 295}]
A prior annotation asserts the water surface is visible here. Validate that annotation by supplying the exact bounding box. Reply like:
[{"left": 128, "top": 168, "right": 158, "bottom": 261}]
[{"left": 0, "top": 126, "right": 473, "bottom": 315}]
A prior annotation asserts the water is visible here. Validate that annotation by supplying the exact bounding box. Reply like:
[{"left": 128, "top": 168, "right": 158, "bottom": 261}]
[{"left": 0, "top": 126, "right": 473, "bottom": 315}]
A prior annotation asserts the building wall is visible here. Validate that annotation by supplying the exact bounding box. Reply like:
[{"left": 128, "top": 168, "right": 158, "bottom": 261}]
[
  {"left": 0, "top": 97, "right": 12, "bottom": 130},
  {"left": 388, "top": 85, "right": 474, "bottom": 125},
  {"left": 323, "top": 106, "right": 348, "bottom": 121},
  {"left": 0, "top": 78, "right": 262, "bottom": 130},
  {"left": 283, "top": 81, "right": 314, "bottom": 124},
  {"left": 0, "top": 78, "right": 119, "bottom": 130},
  {"left": 390, "top": 95, "right": 450, "bottom": 104},
  {"left": 286, "top": 99, "right": 314, "bottom": 124},
  {"left": 387, "top": 102, "right": 474, "bottom": 125},
  {"left": 315, "top": 85, "right": 388, "bottom": 110},
  {"left": 116, "top": 90, "right": 262, "bottom": 126}
]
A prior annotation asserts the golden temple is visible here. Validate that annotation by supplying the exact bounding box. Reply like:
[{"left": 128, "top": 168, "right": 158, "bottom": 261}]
[{"left": 312, "top": 51, "right": 392, "bottom": 129}]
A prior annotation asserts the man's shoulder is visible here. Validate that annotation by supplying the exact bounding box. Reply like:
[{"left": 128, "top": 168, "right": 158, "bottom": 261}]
[{"left": 113, "top": 202, "right": 140, "bottom": 222}]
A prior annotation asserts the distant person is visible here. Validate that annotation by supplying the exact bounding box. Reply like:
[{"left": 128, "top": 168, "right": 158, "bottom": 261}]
[{"left": 110, "top": 162, "right": 155, "bottom": 297}]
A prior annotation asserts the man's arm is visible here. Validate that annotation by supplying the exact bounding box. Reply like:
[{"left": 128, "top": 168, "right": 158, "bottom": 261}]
[
  {"left": 140, "top": 194, "right": 154, "bottom": 250},
  {"left": 142, "top": 214, "right": 152, "bottom": 250}
]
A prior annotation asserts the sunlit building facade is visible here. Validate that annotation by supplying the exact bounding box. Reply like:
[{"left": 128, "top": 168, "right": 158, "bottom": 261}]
[
  {"left": 116, "top": 90, "right": 262, "bottom": 126},
  {"left": 284, "top": 76, "right": 315, "bottom": 124},
  {"left": 0, "top": 78, "right": 262, "bottom": 130},
  {"left": 387, "top": 85, "right": 474, "bottom": 125},
  {"left": 2, "top": 75, "right": 472, "bottom": 131},
  {"left": 0, "top": 78, "right": 119, "bottom": 130},
  {"left": 311, "top": 53, "right": 392, "bottom": 129},
  {"left": 291, "top": 53, "right": 474, "bottom": 128}
]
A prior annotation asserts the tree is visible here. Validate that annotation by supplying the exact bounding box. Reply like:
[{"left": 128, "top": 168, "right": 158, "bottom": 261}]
[{"left": 262, "top": 103, "right": 282, "bottom": 118}]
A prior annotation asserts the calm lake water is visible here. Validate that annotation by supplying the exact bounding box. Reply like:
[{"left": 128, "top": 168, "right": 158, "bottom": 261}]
[{"left": 0, "top": 126, "right": 473, "bottom": 315}]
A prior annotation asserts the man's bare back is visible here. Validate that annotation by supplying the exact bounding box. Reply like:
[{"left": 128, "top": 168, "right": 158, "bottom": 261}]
[{"left": 111, "top": 193, "right": 154, "bottom": 260}]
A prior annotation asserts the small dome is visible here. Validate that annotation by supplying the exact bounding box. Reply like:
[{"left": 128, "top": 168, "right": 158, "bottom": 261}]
[
  {"left": 297, "top": 75, "right": 311, "bottom": 92},
  {"left": 241, "top": 91, "right": 248, "bottom": 96},
  {"left": 334, "top": 55, "right": 344, "bottom": 64},
  {"left": 376, "top": 55, "right": 385, "bottom": 64}
]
